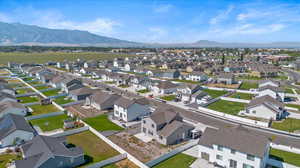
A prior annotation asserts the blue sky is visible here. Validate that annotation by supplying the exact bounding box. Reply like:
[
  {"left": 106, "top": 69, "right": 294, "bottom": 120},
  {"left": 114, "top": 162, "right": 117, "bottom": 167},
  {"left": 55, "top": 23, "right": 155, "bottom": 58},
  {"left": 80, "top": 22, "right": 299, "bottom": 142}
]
[{"left": 0, "top": 0, "right": 300, "bottom": 43}]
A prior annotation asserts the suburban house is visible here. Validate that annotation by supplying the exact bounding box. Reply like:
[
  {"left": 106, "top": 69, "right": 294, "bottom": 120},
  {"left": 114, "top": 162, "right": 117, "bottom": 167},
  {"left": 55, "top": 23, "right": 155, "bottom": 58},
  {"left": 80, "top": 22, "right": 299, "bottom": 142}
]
[
  {"left": 176, "top": 84, "right": 202, "bottom": 102},
  {"left": 186, "top": 71, "right": 208, "bottom": 82},
  {"left": 198, "top": 125, "right": 270, "bottom": 168},
  {"left": 85, "top": 90, "right": 121, "bottom": 110},
  {"left": 0, "top": 114, "right": 34, "bottom": 148},
  {"left": 114, "top": 97, "right": 151, "bottom": 122},
  {"left": 152, "top": 81, "right": 178, "bottom": 94},
  {"left": 217, "top": 73, "right": 236, "bottom": 85},
  {"left": 191, "top": 90, "right": 211, "bottom": 105},
  {"left": 0, "top": 84, "right": 15, "bottom": 96},
  {"left": 257, "top": 85, "right": 285, "bottom": 102},
  {"left": 60, "top": 78, "right": 82, "bottom": 93},
  {"left": 49, "top": 75, "right": 66, "bottom": 88},
  {"left": 0, "top": 92, "right": 17, "bottom": 103},
  {"left": 130, "top": 75, "right": 152, "bottom": 90},
  {"left": 0, "top": 100, "right": 27, "bottom": 118},
  {"left": 258, "top": 80, "right": 280, "bottom": 88},
  {"left": 245, "top": 95, "right": 285, "bottom": 120},
  {"left": 141, "top": 107, "right": 194, "bottom": 145},
  {"left": 15, "top": 135, "right": 85, "bottom": 168},
  {"left": 69, "top": 87, "right": 94, "bottom": 101}
]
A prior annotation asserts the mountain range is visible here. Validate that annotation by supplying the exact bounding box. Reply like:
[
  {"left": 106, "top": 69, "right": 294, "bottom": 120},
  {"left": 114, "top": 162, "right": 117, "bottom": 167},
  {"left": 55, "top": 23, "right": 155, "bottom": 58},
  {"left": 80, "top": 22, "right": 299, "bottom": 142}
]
[{"left": 0, "top": 21, "right": 300, "bottom": 48}]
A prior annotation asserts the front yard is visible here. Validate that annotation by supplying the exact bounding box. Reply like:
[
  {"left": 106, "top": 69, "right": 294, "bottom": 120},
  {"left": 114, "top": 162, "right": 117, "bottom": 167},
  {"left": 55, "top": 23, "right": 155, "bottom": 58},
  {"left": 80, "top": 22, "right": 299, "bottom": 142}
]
[
  {"left": 271, "top": 118, "right": 300, "bottom": 132},
  {"left": 270, "top": 148, "right": 300, "bottom": 167},
  {"left": 30, "top": 114, "right": 69, "bottom": 132},
  {"left": 83, "top": 114, "right": 124, "bottom": 132},
  {"left": 152, "top": 153, "right": 196, "bottom": 168},
  {"left": 206, "top": 100, "right": 246, "bottom": 115},
  {"left": 229, "top": 92, "right": 253, "bottom": 100},
  {"left": 17, "top": 96, "right": 40, "bottom": 103},
  {"left": 53, "top": 96, "right": 74, "bottom": 105},
  {"left": 160, "top": 95, "right": 176, "bottom": 101},
  {"left": 239, "top": 82, "right": 258, "bottom": 90},
  {"left": 203, "top": 89, "right": 228, "bottom": 98},
  {"left": 28, "top": 104, "right": 60, "bottom": 115},
  {"left": 66, "top": 131, "right": 119, "bottom": 166}
]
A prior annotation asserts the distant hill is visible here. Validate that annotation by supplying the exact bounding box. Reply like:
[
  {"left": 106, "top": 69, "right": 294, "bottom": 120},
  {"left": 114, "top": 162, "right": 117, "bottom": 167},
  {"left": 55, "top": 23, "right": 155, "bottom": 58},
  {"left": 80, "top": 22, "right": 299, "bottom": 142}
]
[
  {"left": 0, "top": 22, "right": 139, "bottom": 47},
  {"left": 0, "top": 22, "right": 300, "bottom": 48}
]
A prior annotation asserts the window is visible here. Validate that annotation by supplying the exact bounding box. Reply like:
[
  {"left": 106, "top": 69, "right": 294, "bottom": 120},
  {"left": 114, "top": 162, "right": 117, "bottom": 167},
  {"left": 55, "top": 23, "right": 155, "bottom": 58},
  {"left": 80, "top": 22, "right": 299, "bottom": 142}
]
[
  {"left": 247, "top": 154, "right": 255, "bottom": 161},
  {"left": 243, "top": 163, "right": 254, "bottom": 168},
  {"left": 151, "top": 124, "right": 155, "bottom": 128},
  {"left": 231, "top": 149, "right": 236, "bottom": 154},
  {"left": 216, "top": 154, "right": 223, "bottom": 160},
  {"left": 217, "top": 145, "right": 223, "bottom": 151},
  {"left": 229, "top": 159, "right": 237, "bottom": 168},
  {"left": 143, "top": 120, "right": 146, "bottom": 124}
]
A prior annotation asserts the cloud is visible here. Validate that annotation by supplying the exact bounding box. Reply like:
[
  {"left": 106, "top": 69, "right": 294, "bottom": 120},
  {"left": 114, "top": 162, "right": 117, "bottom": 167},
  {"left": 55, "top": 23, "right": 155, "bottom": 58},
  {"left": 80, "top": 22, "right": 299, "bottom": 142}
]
[
  {"left": 153, "top": 4, "right": 173, "bottom": 13},
  {"left": 210, "top": 5, "right": 234, "bottom": 25},
  {"left": 0, "top": 13, "right": 11, "bottom": 22}
]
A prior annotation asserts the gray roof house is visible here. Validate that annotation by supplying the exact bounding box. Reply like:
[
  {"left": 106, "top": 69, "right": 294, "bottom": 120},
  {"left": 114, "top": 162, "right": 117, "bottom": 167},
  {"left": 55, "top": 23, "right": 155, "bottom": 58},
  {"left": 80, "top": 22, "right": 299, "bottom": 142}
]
[
  {"left": 0, "top": 100, "right": 27, "bottom": 118},
  {"left": 15, "top": 135, "right": 85, "bottom": 168},
  {"left": 198, "top": 125, "right": 270, "bottom": 168},
  {"left": 69, "top": 87, "right": 94, "bottom": 101},
  {"left": 141, "top": 107, "right": 194, "bottom": 145},
  {"left": 0, "top": 114, "right": 34, "bottom": 147},
  {"left": 152, "top": 81, "right": 178, "bottom": 95},
  {"left": 0, "top": 92, "right": 17, "bottom": 103},
  {"left": 217, "top": 73, "right": 236, "bottom": 85},
  {"left": 0, "top": 84, "right": 15, "bottom": 96},
  {"left": 86, "top": 90, "right": 121, "bottom": 110}
]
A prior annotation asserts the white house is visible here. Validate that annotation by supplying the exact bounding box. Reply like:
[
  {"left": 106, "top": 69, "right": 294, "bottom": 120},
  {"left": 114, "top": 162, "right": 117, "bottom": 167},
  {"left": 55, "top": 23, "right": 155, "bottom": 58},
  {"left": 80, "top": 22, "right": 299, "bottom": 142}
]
[
  {"left": 257, "top": 85, "right": 285, "bottom": 102},
  {"left": 245, "top": 95, "right": 285, "bottom": 120},
  {"left": 177, "top": 84, "right": 202, "bottom": 102},
  {"left": 0, "top": 114, "right": 34, "bottom": 147},
  {"left": 152, "top": 81, "right": 178, "bottom": 95},
  {"left": 198, "top": 126, "right": 270, "bottom": 168},
  {"left": 258, "top": 80, "right": 280, "bottom": 88},
  {"left": 186, "top": 71, "right": 208, "bottom": 82},
  {"left": 114, "top": 97, "right": 151, "bottom": 122}
]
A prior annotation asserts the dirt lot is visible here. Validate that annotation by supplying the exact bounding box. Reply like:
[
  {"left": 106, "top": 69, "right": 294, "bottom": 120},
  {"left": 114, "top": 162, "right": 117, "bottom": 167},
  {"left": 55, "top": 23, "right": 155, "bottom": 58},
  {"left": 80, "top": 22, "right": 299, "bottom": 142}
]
[
  {"left": 66, "top": 104, "right": 107, "bottom": 118},
  {"left": 109, "top": 132, "right": 170, "bottom": 163},
  {"left": 114, "top": 159, "right": 140, "bottom": 168}
]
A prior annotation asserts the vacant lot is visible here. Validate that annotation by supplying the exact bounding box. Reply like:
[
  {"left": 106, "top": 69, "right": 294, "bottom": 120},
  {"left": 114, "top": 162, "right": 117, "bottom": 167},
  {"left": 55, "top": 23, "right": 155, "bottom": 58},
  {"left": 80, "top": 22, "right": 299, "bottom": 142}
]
[
  {"left": 83, "top": 114, "right": 124, "bottom": 132},
  {"left": 207, "top": 100, "right": 246, "bottom": 115},
  {"left": 230, "top": 92, "right": 253, "bottom": 100},
  {"left": 270, "top": 148, "right": 300, "bottom": 167},
  {"left": 66, "top": 131, "right": 119, "bottom": 166},
  {"left": 29, "top": 104, "right": 60, "bottom": 115},
  {"left": 103, "top": 159, "right": 139, "bottom": 168},
  {"left": 30, "top": 114, "right": 69, "bottom": 132},
  {"left": 239, "top": 82, "right": 258, "bottom": 90},
  {"left": 271, "top": 118, "right": 300, "bottom": 132},
  {"left": 0, "top": 52, "right": 135, "bottom": 64},
  {"left": 152, "top": 153, "right": 196, "bottom": 168},
  {"left": 203, "top": 89, "right": 228, "bottom": 98}
]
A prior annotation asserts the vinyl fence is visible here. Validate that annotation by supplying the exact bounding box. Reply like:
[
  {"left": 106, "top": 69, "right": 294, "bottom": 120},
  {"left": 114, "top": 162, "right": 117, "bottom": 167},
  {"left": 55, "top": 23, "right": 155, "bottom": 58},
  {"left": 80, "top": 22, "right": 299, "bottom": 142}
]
[
  {"left": 86, "top": 154, "right": 127, "bottom": 168},
  {"left": 25, "top": 111, "right": 65, "bottom": 121}
]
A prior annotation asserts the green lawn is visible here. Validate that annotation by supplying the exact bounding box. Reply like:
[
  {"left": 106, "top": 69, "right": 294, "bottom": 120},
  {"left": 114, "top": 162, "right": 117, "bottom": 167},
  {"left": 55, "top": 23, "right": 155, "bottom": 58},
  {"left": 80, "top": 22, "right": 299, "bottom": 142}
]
[
  {"left": 66, "top": 131, "right": 119, "bottom": 166},
  {"left": 30, "top": 81, "right": 42, "bottom": 85},
  {"left": 237, "top": 75, "right": 262, "bottom": 80},
  {"left": 207, "top": 100, "right": 246, "bottom": 115},
  {"left": 160, "top": 95, "right": 176, "bottom": 101},
  {"left": 0, "top": 154, "right": 21, "bottom": 168},
  {"left": 152, "top": 153, "right": 196, "bottom": 168},
  {"left": 22, "top": 77, "right": 34, "bottom": 82},
  {"left": 83, "top": 114, "right": 124, "bottom": 132},
  {"left": 30, "top": 114, "right": 69, "bottom": 132},
  {"left": 34, "top": 85, "right": 51, "bottom": 90},
  {"left": 230, "top": 92, "right": 253, "bottom": 100},
  {"left": 17, "top": 96, "right": 40, "bottom": 103},
  {"left": 284, "top": 87, "right": 294, "bottom": 94},
  {"left": 29, "top": 104, "right": 60, "bottom": 115},
  {"left": 271, "top": 118, "right": 300, "bottom": 132},
  {"left": 270, "top": 148, "right": 300, "bottom": 167},
  {"left": 203, "top": 89, "right": 228, "bottom": 98},
  {"left": 171, "top": 79, "right": 200, "bottom": 84},
  {"left": 286, "top": 104, "right": 300, "bottom": 111},
  {"left": 42, "top": 88, "right": 61, "bottom": 96},
  {"left": 118, "top": 84, "right": 129, "bottom": 88},
  {"left": 16, "top": 88, "right": 34, "bottom": 94},
  {"left": 137, "top": 89, "right": 150, "bottom": 93},
  {"left": 54, "top": 96, "right": 74, "bottom": 105},
  {"left": 239, "top": 82, "right": 258, "bottom": 90}
]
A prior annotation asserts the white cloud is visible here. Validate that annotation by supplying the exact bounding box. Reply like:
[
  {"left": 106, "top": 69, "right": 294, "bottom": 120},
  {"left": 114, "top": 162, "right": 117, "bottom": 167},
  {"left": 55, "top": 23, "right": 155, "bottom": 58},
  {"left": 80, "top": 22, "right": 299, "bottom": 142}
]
[
  {"left": 153, "top": 4, "right": 173, "bottom": 13},
  {"left": 0, "top": 13, "right": 11, "bottom": 22},
  {"left": 210, "top": 5, "right": 234, "bottom": 25}
]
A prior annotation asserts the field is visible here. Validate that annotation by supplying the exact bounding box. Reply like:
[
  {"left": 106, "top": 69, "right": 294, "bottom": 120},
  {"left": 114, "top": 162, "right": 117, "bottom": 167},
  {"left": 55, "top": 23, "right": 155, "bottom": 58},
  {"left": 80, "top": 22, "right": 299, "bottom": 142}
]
[
  {"left": 203, "top": 89, "right": 228, "bottom": 98},
  {"left": 0, "top": 154, "right": 21, "bottom": 168},
  {"left": 30, "top": 114, "right": 69, "bottom": 132},
  {"left": 230, "top": 92, "right": 253, "bottom": 100},
  {"left": 0, "top": 52, "right": 135, "bottom": 64},
  {"left": 239, "top": 82, "right": 258, "bottom": 90},
  {"left": 66, "top": 131, "right": 119, "bottom": 166},
  {"left": 271, "top": 118, "right": 300, "bottom": 132},
  {"left": 17, "top": 96, "right": 40, "bottom": 103},
  {"left": 207, "top": 100, "right": 246, "bottom": 115},
  {"left": 83, "top": 114, "right": 124, "bottom": 132},
  {"left": 28, "top": 104, "right": 60, "bottom": 115},
  {"left": 152, "top": 153, "right": 196, "bottom": 168},
  {"left": 270, "top": 148, "right": 300, "bottom": 167}
]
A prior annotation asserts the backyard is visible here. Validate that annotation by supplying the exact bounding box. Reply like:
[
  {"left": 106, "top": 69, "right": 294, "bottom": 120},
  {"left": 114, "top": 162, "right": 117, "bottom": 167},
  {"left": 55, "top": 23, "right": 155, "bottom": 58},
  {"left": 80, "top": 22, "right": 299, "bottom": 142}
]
[
  {"left": 229, "top": 92, "right": 253, "bottom": 100},
  {"left": 28, "top": 104, "right": 60, "bottom": 115},
  {"left": 160, "top": 95, "right": 177, "bottom": 101},
  {"left": 17, "top": 96, "right": 40, "bottom": 103},
  {"left": 0, "top": 154, "right": 20, "bottom": 168},
  {"left": 30, "top": 114, "right": 69, "bottom": 132},
  {"left": 203, "top": 89, "right": 228, "bottom": 98},
  {"left": 16, "top": 88, "right": 34, "bottom": 94},
  {"left": 270, "top": 148, "right": 300, "bottom": 167},
  {"left": 54, "top": 96, "right": 74, "bottom": 105},
  {"left": 239, "top": 82, "right": 258, "bottom": 90},
  {"left": 42, "top": 88, "right": 61, "bottom": 96},
  {"left": 206, "top": 100, "right": 246, "bottom": 115},
  {"left": 83, "top": 114, "right": 124, "bottom": 132},
  {"left": 137, "top": 89, "right": 150, "bottom": 94},
  {"left": 286, "top": 104, "right": 300, "bottom": 111},
  {"left": 102, "top": 159, "right": 139, "bottom": 168},
  {"left": 271, "top": 118, "right": 300, "bottom": 132},
  {"left": 66, "top": 131, "right": 119, "bottom": 166},
  {"left": 34, "top": 85, "right": 51, "bottom": 90},
  {"left": 152, "top": 153, "right": 196, "bottom": 168}
]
